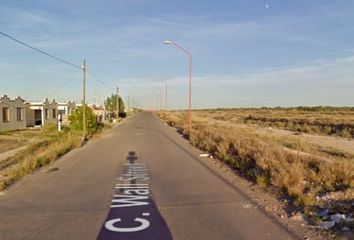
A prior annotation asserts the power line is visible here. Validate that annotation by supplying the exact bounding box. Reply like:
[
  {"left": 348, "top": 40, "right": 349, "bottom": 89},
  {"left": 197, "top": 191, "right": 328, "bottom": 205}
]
[
  {"left": 87, "top": 71, "right": 114, "bottom": 90},
  {"left": 0, "top": 31, "right": 82, "bottom": 70},
  {"left": 43, "top": 71, "right": 79, "bottom": 98},
  {"left": 0, "top": 31, "right": 115, "bottom": 102}
]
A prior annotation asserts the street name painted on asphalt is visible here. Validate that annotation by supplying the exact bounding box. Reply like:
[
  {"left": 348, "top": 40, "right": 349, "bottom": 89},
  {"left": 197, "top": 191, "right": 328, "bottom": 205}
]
[{"left": 97, "top": 152, "right": 172, "bottom": 240}]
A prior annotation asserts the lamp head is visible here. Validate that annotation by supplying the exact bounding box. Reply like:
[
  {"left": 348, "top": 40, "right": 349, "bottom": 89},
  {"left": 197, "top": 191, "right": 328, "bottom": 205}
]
[{"left": 164, "top": 40, "right": 172, "bottom": 45}]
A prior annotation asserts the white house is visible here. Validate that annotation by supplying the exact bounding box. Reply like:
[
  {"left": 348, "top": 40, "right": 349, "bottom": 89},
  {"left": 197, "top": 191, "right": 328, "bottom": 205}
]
[
  {"left": 57, "top": 101, "right": 75, "bottom": 123},
  {"left": 26, "top": 98, "right": 58, "bottom": 127},
  {"left": 91, "top": 104, "right": 107, "bottom": 123},
  {"left": 0, "top": 95, "right": 27, "bottom": 131}
]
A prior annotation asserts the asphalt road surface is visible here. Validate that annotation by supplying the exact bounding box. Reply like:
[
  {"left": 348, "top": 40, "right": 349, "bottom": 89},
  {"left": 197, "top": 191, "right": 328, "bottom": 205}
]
[{"left": 0, "top": 112, "right": 299, "bottom": 240}]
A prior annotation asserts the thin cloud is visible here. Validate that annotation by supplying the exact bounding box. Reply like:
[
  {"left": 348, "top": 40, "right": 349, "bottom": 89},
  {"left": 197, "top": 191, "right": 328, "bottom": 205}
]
[{"left": 118, "top": 55, "right": 354, "bottom": 109}]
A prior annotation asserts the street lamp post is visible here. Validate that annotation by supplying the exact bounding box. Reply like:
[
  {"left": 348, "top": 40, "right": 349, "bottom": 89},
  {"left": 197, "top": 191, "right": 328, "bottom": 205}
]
[
  {"left": 156, "top": 85, "right": 162, "bottom": 111},
  {"left": 164, "top": 40, "right": 192, "bottom": 132}
]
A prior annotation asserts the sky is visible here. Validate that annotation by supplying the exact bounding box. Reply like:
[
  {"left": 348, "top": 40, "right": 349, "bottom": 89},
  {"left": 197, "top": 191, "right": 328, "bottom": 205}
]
[{"left": 0, "top": 0, "right": 353, "bottom": 109}]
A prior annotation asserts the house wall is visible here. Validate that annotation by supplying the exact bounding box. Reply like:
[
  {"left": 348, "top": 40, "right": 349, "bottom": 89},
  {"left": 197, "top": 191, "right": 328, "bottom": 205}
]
[
  {"left": 42, "top": 102, "right": 58, "bottom": 125},
  {"left": 0, "top": 96, "right": 27, "bottom": 131},
  {"left": 25, "top": 105, "right": 36, "bottom": 127},
  {"left": 26, "top": 99, "right": 58, "bottom": 127},
  {"left": 57, "top": 102, "right": 75, "bottom": 123},
  {"left": 93, "top": 109, "right": 107, "bottom": 123}
]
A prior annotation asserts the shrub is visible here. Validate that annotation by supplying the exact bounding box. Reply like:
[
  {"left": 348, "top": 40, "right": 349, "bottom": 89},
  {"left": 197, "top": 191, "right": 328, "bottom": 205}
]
[{"left": 68, "top": 106, "right": 98, "bottom": 135}]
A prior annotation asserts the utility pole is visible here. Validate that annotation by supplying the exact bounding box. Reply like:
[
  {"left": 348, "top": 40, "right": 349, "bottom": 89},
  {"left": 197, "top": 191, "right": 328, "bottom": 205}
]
[
  {"left": 116, "top": 85, "right": 119, "bottom": 119},
  {"left": 82, "top": 60, "right": 86, "bottom": 141},
  {"left": 82, "top": 60, "right": 87, "bottom": 140}
]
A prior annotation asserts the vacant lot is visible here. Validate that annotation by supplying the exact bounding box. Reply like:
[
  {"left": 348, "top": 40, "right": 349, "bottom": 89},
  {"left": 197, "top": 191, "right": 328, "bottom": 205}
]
[
  {"left": 0, "top": 128, "right": 43, "bottom": 154},
  {"left": 0, "top": 125, "right": 83, "bottom": 190},
  {"left": 157, "top": 108, "right": 354, "bottom": 231},
  {"left": 191, "top": 108, "right": 354, "bottom": 155},
  {"left": 196, "top": 107, "right": 354, "bottom": 138},
  {"left": 0, "top": 138, "right": 26, "bottom": 154},
  {"left": 0, "top": 118, "right": 116, "bottom": 191}
]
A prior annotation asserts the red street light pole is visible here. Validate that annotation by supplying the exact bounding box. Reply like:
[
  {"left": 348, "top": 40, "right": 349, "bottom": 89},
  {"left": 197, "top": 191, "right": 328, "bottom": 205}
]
[{"left": 164, "top": 40, "right": 192, "bottom": 132}]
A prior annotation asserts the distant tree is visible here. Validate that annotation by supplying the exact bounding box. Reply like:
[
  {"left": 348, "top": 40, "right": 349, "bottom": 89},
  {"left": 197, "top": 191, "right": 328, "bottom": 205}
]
[
  {"left": 68, "top": 106, "right": 97, "bottom": 135},
  {"left": 104, "top": 94, "right": 125, "bottom": 118}
]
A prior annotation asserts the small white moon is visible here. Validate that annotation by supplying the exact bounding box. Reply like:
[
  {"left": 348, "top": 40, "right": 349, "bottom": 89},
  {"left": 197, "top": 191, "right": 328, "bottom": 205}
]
[{"left": 266, "top": 4, "right": 269, "bottom": 8}]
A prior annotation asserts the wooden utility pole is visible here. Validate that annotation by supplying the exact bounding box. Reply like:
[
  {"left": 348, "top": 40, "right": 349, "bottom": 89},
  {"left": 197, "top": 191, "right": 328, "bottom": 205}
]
[
  {"left": 116, "top": 85, "right": 119, "bottom": 119},
  {"left": 82, "top": 60, "right": 86, "bottom": 140}
]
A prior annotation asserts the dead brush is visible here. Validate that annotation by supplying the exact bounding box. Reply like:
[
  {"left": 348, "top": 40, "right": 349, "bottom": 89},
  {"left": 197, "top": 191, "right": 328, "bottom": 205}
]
[
  {"left": 158, "top": 111, "right": 354, "bottom": 213},
  {"left": 196, "top": 107, "right": 354, "bottom": 138}
]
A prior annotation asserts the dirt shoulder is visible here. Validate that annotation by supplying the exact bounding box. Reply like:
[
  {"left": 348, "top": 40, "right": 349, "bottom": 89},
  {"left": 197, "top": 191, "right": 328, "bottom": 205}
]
[{"left": 196, "top": 149, "right": 326, "bottom": 240}]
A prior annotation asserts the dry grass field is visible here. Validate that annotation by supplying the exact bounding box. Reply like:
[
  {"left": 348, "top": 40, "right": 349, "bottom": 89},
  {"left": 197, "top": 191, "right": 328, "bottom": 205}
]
[
  {"left": 0, "top": 138, "right": 26, "bottom": 154},
  {"left": 0, "top": 125, "right": 82, "bottom": 190},
  {"left": 157, "top": 108, "right": 354, "bottom": 230},
  {"left": 0, "top": 121, "right": 115, "bottom": 191},
  {"left": 0, "top": 128, "right": 43, "bottom": 154},
  {"left": 198, "top": 107, "right": 354, "bottom": 138}
]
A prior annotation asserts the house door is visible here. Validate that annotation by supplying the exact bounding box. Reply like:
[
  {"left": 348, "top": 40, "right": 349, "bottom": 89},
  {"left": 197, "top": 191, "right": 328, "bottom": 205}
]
[{"left": 34, "top": 110, "right": 42, "bottom": 126}]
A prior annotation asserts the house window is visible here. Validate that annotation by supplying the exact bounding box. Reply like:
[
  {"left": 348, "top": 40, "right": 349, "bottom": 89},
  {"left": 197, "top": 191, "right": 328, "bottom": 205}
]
[
  {"left": 45, "top": 109, "right": 49, "bottom": 119},
  {"left": 16, "top": 107, "right": 23, "bottom": 121},
  {"left": 52, "top": 109, "right": 56, "bottom": 119},
  {"left": 2, "top": 107, "right": 10, "bottom": 122}
]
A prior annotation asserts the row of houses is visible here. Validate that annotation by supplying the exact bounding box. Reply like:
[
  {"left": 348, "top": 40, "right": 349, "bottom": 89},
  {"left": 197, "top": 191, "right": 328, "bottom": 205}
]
[{"left": 0, "top": 95, "right": 76, "bottom": 131}]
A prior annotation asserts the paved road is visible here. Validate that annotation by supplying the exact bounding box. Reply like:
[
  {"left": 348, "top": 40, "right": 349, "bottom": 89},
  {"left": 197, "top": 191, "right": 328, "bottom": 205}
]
[{"left": 0, "top": 112, "right": 299, "bottom": 240}]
